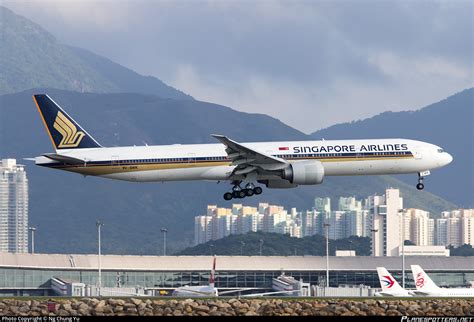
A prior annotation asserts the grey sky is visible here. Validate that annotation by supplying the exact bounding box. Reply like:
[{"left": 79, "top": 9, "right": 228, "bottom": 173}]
[{"left": 5, "top": 0, "right": 473, "bottom": 133}]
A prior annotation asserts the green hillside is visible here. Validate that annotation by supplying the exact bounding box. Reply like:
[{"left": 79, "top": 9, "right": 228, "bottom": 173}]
[
  {"left": 0, "top": 6, "right": 190, "bottom": 99},
  {"left": 177, "top": 232, "right": 371, "bottom": 256}
]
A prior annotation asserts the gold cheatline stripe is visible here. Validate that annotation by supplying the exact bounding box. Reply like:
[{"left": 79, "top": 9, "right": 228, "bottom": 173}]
[{"left": 52, "top": 155, "right": 414, "bottom": 176}]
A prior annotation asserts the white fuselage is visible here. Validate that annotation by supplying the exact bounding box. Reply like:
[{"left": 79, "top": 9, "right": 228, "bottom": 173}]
[
  {"left": 412, "top": 288, "right": 474, "bottom": 297},
  {"left": 375, "top": 290, "right": 413, "bottom": 297},
  {"left": 171, "top": 285, "right": 218, "bottom": 297},
  {"left": 35, "top": 138, "right": 453, "bottom": 184}
]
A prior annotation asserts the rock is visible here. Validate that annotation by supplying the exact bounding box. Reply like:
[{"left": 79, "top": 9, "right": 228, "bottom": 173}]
[
  {"left": 209, "top": 311, "right": 223, "bottom": 316},
  {"left": 245, "top": 311, "right": 259, "bottom": 316},
  {"left": 173, "top": 310, "right": 183, "bottom": 316},
  {"left": 130, "top": 298, "right": 142, "bottom": 306},
  {"left": 386, "top": 309, "right": 401, "bottom": 316},
  {"left": 126, "top": 307, "right": 138, "bottom": 314},
  {"left": 18, "top": 306, "right": 30, "bottom": 313},
  {"left": 153, "top": 300, "right": 166, "bottom": 306},
  {"left": 113, "top": 306, "right": 124, "bottom": 313},
  {"left": 196, "top": 305, "right": 210, "bottom": 313}
]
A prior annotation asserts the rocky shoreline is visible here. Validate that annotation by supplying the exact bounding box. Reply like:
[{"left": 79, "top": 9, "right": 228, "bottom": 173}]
[{"left": 0, "top": 298, "right": 473, "bottom": 316}]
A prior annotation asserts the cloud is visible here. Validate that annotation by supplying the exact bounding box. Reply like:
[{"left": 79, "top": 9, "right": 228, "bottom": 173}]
[{"left": 4, "top": 0, "right": 473, "bottom": 133}]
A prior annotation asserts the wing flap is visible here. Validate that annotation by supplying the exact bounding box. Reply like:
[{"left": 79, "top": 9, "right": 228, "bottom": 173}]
[{"left": 212, "top": 134, "right": 288, "bottom": 175}]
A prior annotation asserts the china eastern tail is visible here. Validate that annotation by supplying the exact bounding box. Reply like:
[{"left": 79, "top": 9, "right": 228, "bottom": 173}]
[{"left": 32, "top": 94, "right": 453, "bottom": 200}]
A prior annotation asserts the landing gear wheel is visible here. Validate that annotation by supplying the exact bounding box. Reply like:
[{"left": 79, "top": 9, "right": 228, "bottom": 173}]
[
  {"left": 254, "top": 187, "right": 263, "bottom": 195},
  {"left": 223, "top": 192, "right": 233, "bottom": 200},
  {"left": 232, "top": 191, "right": 240, "bottom": 199},
  {"left": 237, "top": 190, "right": 246, "bottom": 198},
  {"left": 245, "top": 189, "right": 254, "bottom": 197},
  {"left": 416, "top": 172, "right": 426, "bottom": 191}
]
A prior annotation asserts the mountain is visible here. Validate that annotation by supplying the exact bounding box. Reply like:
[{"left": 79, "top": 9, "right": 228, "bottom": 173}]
[
  {"left": 176, "top": 232, "right": 371, "bottom": 256},
  {"left": 310, "top": 88, "right": 474, "bottom": 207},
  {"left": 0, "top": 89, "right": 457, "bottom": 255},
  {"left": 0, "top": 6, "right": 190, "bottom": 100}
]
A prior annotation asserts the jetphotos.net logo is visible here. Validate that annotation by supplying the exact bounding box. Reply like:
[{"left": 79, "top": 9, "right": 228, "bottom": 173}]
[{"left": 382, "top": 275, "right": 395, "bottom": 288}]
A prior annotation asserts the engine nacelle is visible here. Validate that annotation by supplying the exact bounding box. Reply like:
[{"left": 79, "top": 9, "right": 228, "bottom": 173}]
[
  {"left": 259, "top": 180, "right": 298, "bottom": 189},
  {"left": 282, "top": 160, "right": 325, "bottom": 185}
]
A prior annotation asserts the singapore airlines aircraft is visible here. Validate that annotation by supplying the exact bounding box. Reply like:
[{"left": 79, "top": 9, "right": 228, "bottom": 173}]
[
  {"left": 375, "top": 267, "right": 413, "bottom": 297},
  {"left": 411, "top": 265, "right": 474, "bottom": 297},
  {"left": 32, "top": 94, "right": 453, "bottom": 200}
]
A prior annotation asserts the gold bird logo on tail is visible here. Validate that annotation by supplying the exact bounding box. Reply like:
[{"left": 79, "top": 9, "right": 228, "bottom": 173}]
[{"left": 53, "top": 111, "right": 85, "bottom": 148}]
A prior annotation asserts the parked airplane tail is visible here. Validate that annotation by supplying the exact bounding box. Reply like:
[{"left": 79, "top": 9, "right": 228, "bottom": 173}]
[
  {"left": 33, "top": 94, "right": 101, "bottom": 150},
  {"left": 209, "top": 255, "right": 216, "bottom": 288},
  {"left": 376, "top": 267, "right": 405, "bottom": 292},
  {"left": 411, "top": 265, "right": 439, "bottom": 291}
]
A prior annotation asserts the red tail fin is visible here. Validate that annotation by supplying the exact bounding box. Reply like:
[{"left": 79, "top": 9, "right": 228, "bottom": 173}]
[{"left": 209, "top": 255, "right": 216, "bottom": 286}]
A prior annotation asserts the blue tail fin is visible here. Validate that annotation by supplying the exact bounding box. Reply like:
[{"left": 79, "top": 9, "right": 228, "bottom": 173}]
[{"left": 33, "top": 94, "right": 102, "bottom": 150}]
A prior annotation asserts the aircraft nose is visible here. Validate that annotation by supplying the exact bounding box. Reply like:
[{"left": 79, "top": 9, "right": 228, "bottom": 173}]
[{"left": 445, "top": 152, "right": 453, "bottom": 165}]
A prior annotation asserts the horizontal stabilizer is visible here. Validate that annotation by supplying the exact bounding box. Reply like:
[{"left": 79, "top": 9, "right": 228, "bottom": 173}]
[{"left": 42, "top": 153, "right": 85, "bottom": 165}]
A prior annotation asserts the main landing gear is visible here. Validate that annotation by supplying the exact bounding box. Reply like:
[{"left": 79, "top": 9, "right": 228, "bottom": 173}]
[{"left": 223, "top": 181, "right": 263, "bottom": 200}]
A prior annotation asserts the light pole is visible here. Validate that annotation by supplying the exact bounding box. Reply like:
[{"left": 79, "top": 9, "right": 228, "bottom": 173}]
[
  {"left": 324, "top": 223, "right": 330, "bottom": 288},
  {"left": 240, "top": 241, "right": 245, "bottom": 256},
  {"left": 96, "top": 220, "right": 103, "bottom": 296},
  {"left": 259, "top": 239, "right": 264, "bottom": 256},
  {"left": 399, "top": 209, "right": 407, "bottom": 288},
  {"left": 28, "top": 227, "right": 36, "bottom": 254},
  {"left": 371, "top": 228, "right": 378, "bottom": 257},
  {"left": 160, "top": 228, "right": 168, "bottom": 256}
]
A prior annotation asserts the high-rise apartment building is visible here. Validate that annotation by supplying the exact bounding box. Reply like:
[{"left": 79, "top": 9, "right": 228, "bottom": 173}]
[
  {"left": 193, "top": 191, "right": 473, "bottom": 250},
  {"left": 0, "top": 159, "right": 29, "bottom": 253},
  {"left": 369, "top": 188, "right": 403, "bottom": 256}
]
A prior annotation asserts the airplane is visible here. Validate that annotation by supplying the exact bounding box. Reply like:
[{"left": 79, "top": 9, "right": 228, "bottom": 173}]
[
  {"left": 32, "top": 94, "right": 453, "bottom": 200},
  {"left": 170, "top": 255, "right": 257, "bottom": 297},
  {"left": 410, "top": 265, "right": 474, "bottom": 297},
  {"left": 171, "top": 256, "right": 219, "bottom": 297},
  {"left": 374, "top": 267, "right": 413, "bottom": 297}
]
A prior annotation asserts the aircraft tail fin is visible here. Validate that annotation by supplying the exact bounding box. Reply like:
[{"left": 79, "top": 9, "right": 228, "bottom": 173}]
[
  {"left": 410, "top": 265, "right": 439, "bottom": 291},
  {"left": 376, "top": 267, "right": 405, "bottom": 292},
  {"left": 33, "top": 94, "right": 102, "bottom": 151},
  {"left": 209, "top": 255, "right": 216, "bottom": 288}
]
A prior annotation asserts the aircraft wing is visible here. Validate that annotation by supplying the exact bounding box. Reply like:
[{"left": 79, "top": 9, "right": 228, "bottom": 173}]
[{"left": 212, "top": 134, "right": 288, "bottom": 175}]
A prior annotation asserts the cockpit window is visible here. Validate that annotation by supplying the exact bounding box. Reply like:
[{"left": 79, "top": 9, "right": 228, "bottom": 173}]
[{"left": 437, "top": 148, "right": 444, "bottom": 153}]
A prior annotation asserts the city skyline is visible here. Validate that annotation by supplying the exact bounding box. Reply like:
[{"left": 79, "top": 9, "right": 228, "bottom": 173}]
[{"left": 194, "top": 188, "right": 474, "bottom": 256}]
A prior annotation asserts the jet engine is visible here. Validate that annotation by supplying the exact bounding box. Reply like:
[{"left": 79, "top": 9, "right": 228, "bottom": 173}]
[{"left": 282, "top": 160, "right": 325, "bottom": 185}]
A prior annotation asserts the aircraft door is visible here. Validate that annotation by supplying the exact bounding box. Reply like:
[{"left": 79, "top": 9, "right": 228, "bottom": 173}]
[
  {"left": 413, "top": 147, "right": 423, "bottom": 159},
  {"left": 111, "top": 155, "right": 121, "bottom": 169},
  {"left": 187, "top": 153, "right": 196, "bottom": 167}
]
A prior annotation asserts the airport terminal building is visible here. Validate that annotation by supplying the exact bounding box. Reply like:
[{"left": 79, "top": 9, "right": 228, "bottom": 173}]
[{"left": 0, "top": 253, "right": 472, "bottom": 296}]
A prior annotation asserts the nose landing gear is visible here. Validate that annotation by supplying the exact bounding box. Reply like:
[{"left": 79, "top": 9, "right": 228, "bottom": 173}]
[
  {"left": 416, "top": 171, "right": 429, "bottom": 190},
  {"left": 223, "top": 181, "right": 263, "bottom": 200}
]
